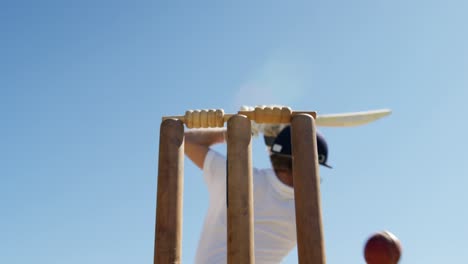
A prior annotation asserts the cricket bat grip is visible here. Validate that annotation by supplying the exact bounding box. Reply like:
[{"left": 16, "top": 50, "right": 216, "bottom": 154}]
[{"left": 162, "top": 106, "right": 317, "bottom": 128}]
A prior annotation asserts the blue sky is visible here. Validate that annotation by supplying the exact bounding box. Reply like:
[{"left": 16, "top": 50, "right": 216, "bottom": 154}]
[{"left": 1, "top": 0, "right": 467, "bottom": 263}]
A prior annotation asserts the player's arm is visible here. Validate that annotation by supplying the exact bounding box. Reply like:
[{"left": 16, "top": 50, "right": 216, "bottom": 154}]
[{"left": 184, "top": 128, "right": 226, "bottom": 169}]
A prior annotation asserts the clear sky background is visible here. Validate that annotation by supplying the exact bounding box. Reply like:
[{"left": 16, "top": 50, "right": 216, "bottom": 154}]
[{"left": 2, "top": 0, "right": 468, "bottom": 263}]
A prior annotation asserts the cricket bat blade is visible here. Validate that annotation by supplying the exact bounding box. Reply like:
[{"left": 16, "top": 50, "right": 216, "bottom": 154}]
[{"left": 315, "top": 109, "right": 392, "bottom": 127}]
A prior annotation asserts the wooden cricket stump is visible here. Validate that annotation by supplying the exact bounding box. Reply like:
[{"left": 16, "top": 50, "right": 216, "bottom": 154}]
[
  {"left": 154, "top": 106, "right": 326, "bottom": 264},
  {"left": 154, "top": 119, "right": 184, "bottom": 263},
  {"left": 291, "top": 114, "right": 326, "bottom": 263},
  {"left": 227, "top": 115, "right": 255, "bottom": 263}
]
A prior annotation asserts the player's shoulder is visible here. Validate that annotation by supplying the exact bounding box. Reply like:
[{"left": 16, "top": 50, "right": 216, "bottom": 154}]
[{"left": 204, "top": 149, "right": 226, "bottom": 167}]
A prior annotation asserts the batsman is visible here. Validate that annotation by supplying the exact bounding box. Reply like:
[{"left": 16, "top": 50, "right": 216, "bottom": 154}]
[{"left": 184, "top": 114, "right": 332, "bottom": 263}]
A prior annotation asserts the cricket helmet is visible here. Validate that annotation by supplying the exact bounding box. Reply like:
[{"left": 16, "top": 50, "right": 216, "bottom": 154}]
[{"left": 266, "top": 126, "right": 332, "bottom": 168}]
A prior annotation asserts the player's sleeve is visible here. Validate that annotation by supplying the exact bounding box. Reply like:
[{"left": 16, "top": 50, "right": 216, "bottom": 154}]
[{"left": 202, "top": 149, "right": 227, "bottom": 196}]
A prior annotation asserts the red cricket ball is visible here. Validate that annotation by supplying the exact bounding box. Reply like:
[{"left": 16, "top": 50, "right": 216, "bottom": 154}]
[{"left": 364, "top": 231, "right": 402, "bottom": 264}]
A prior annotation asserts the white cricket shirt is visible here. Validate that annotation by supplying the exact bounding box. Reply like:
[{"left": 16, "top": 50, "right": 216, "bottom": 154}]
[{"left": 195, "top": 150, "right": 297, "bottom": 264}]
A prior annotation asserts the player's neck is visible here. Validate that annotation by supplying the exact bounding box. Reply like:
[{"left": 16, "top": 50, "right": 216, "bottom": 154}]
[{"left": 275, "top": 170, "right": 294, "bottom": 187}]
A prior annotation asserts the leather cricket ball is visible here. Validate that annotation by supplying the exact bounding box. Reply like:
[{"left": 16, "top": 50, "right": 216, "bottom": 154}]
[{"left": 364, "top": 231, "right": 402, "bottom": 264}]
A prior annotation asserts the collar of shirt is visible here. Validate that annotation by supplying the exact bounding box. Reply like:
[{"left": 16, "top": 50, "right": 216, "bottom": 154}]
[{"left": 265, "top": 168, "right": 294, "bottom": 200}]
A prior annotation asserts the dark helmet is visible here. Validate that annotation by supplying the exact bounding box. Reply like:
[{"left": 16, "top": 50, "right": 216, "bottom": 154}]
[{"left": 265, "top": 126, "right": 332, "bottom": 168}]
